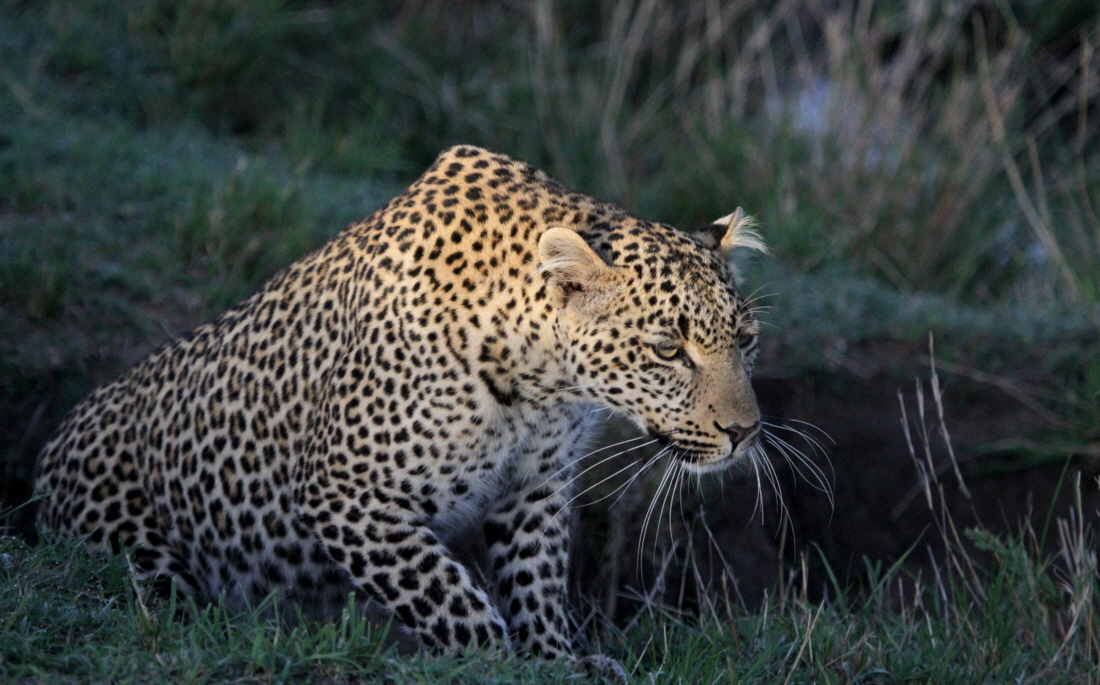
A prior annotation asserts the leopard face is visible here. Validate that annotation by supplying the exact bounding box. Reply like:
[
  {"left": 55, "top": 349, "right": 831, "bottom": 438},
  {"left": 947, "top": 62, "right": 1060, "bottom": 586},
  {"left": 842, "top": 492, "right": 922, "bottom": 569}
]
[{"left": 538, "top": 213, "right": 764, "bottom": 473}]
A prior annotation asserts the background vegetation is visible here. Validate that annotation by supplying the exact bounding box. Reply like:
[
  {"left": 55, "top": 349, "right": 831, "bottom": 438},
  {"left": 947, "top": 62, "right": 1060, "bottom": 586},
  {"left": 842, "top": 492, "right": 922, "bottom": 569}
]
[{"left": 1, "top": 0, "right": 1099, "bottom": 681}]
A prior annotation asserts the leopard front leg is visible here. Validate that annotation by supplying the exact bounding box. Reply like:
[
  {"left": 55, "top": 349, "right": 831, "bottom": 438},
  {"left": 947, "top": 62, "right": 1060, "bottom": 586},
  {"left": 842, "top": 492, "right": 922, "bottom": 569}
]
[
  {"left": 297, "top": 353, "right": 512, "bottom": 653},
  {"left": 302, "top": 489, "right": 510, "bottom": 652},
  {"left": 483, "top": 470, "right": 575, "bottom": 659},
  {"left": 484, "top": 448, "right": 628, "bottom": 681}
]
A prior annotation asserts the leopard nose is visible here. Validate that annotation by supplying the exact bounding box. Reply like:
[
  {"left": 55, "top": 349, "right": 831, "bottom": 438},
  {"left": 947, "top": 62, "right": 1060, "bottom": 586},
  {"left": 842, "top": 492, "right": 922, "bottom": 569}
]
[{"left": 715, "top": 420, "right": 760, "bottom": 446}]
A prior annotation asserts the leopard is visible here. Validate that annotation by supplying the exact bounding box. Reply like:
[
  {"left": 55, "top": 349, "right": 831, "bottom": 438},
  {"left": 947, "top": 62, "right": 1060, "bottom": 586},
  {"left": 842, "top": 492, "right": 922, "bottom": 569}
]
[{"left": 35, "top": 145, "right": 767, "bottom": 676}]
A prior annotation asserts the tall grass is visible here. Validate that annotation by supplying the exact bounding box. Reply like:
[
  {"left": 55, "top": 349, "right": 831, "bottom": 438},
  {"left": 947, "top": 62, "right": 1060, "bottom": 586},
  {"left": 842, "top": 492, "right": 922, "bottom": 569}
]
[
  {"left": 526, "top": 0, "right": 1100, "bottom": 301},
  {"left": 889, "top": 352, "right": 1100, "bottom": 680},
  {"left": 6, "top": 0, "right": 1098, "bottom": 299}
]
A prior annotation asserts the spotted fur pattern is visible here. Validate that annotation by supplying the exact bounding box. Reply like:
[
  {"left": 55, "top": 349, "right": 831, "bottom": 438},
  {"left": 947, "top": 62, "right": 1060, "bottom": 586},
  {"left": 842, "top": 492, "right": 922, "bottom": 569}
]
[{"left": 36, "top": 145, "right": 764, "bottom": 664}]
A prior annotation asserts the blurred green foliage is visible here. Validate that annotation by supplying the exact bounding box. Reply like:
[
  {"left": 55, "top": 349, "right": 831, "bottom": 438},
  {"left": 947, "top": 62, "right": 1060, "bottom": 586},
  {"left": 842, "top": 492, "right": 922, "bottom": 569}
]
[{"left": 5, "top": 0, "right": 1097, "bottom": 296}]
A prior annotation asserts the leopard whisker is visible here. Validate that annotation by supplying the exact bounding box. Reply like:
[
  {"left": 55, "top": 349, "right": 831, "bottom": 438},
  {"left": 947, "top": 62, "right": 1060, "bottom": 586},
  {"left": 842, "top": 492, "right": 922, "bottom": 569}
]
[
  {"left": 761, "top": 418, "right": 833, "bottom": 456},
  {"left": 651, "top": 458, "right": 682, "bottom": 574},
  {"left": 537, "top": 434, "right": 657, "bottom": 491},
  {"left": 755, "top": 444, "right": 791, "bottom": 523},
  {"left": 760, "top": 423, "right": 830, "bottom": 469},
  {"left": 769, "top": 416, "right": 834, "bottom": 443},
  {"left": 741, "top": 284, "right": 778, "bottom": 309},
  {"left": 552, "top": 443, "right": 668, "bottom": 518},
  {"left": 760, "top": 417, "right": 835, "bottom": 491},
  {"left": 552, "top": 383, "right": 600, "bottom": 393},
  {"left": 578, "top": 432, "right": 655, "bottom": 458},
  {"left": 637, "top": 453, "right": 677, "bottom": 579},
  {"left": 761, "top": 426, "right": 834, "bottom": 508},
  {"left": 748, "top": 442, "right": 767, "bottom": 524},
  {"left": 668, "top": 460, "right": 688, "bottom": 543},
  {"left": 591, "top": 446, "right": 669, "bottom": 512},
  {"left": 544, "top": 441, "right": 658, "bottom": 507},
  {"left": 657, "top": 448, "right": 688, "bottom": 572}
]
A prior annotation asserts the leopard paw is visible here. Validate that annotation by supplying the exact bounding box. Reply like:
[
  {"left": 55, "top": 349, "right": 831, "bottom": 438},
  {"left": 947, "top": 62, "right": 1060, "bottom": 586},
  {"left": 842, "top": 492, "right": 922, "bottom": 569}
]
[{"left": 576, "top": 653, "right": 627, "bottom": 683}]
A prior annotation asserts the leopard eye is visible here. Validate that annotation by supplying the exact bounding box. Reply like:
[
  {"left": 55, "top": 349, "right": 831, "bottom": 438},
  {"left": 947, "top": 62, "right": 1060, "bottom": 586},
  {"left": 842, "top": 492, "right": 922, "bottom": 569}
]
[
  {"left": 652, "top": 344, "right": 683, "bottom": 362},
  {"left": 735, "top": 332, "right": 755, "bottom": 348}
]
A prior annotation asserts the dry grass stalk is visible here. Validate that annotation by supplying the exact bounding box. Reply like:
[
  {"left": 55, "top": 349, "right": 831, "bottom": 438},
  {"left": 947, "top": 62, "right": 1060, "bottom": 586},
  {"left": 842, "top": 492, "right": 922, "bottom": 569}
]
[{"left": 975, "top": 17, "right": 1086, "bottom": 303}]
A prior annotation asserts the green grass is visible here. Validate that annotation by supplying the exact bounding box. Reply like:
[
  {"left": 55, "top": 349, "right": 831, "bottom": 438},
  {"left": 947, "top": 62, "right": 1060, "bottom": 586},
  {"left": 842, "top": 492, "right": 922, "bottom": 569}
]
[{"left": 5, "top": 486, "right": 1100, "bottom": 685}]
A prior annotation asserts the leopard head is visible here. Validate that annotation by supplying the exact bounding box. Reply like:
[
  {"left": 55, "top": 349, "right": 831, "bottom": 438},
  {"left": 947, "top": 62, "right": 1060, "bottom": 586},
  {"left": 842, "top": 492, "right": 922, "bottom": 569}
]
[{"left": 539, "top": 210, "right": 766, "bottom": 473}]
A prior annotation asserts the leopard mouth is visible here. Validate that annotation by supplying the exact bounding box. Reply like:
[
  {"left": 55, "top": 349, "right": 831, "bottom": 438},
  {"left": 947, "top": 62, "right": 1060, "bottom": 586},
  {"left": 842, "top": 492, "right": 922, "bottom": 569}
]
[
  {"left": 647, "top": 427, "right": 757, "bottom": 474},
  {"left": 649, "top": 431, "right": 734, "bottom": 471}
]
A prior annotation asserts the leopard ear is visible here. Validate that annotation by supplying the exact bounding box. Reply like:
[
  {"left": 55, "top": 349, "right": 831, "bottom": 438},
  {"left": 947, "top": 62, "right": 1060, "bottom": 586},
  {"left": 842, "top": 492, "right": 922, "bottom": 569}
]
[
  {"left": 538, "top": 227, "right": 614, "bottom": 308},
  {"left": 696, "top": 208, "right": 768, "bottom": 257}
]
